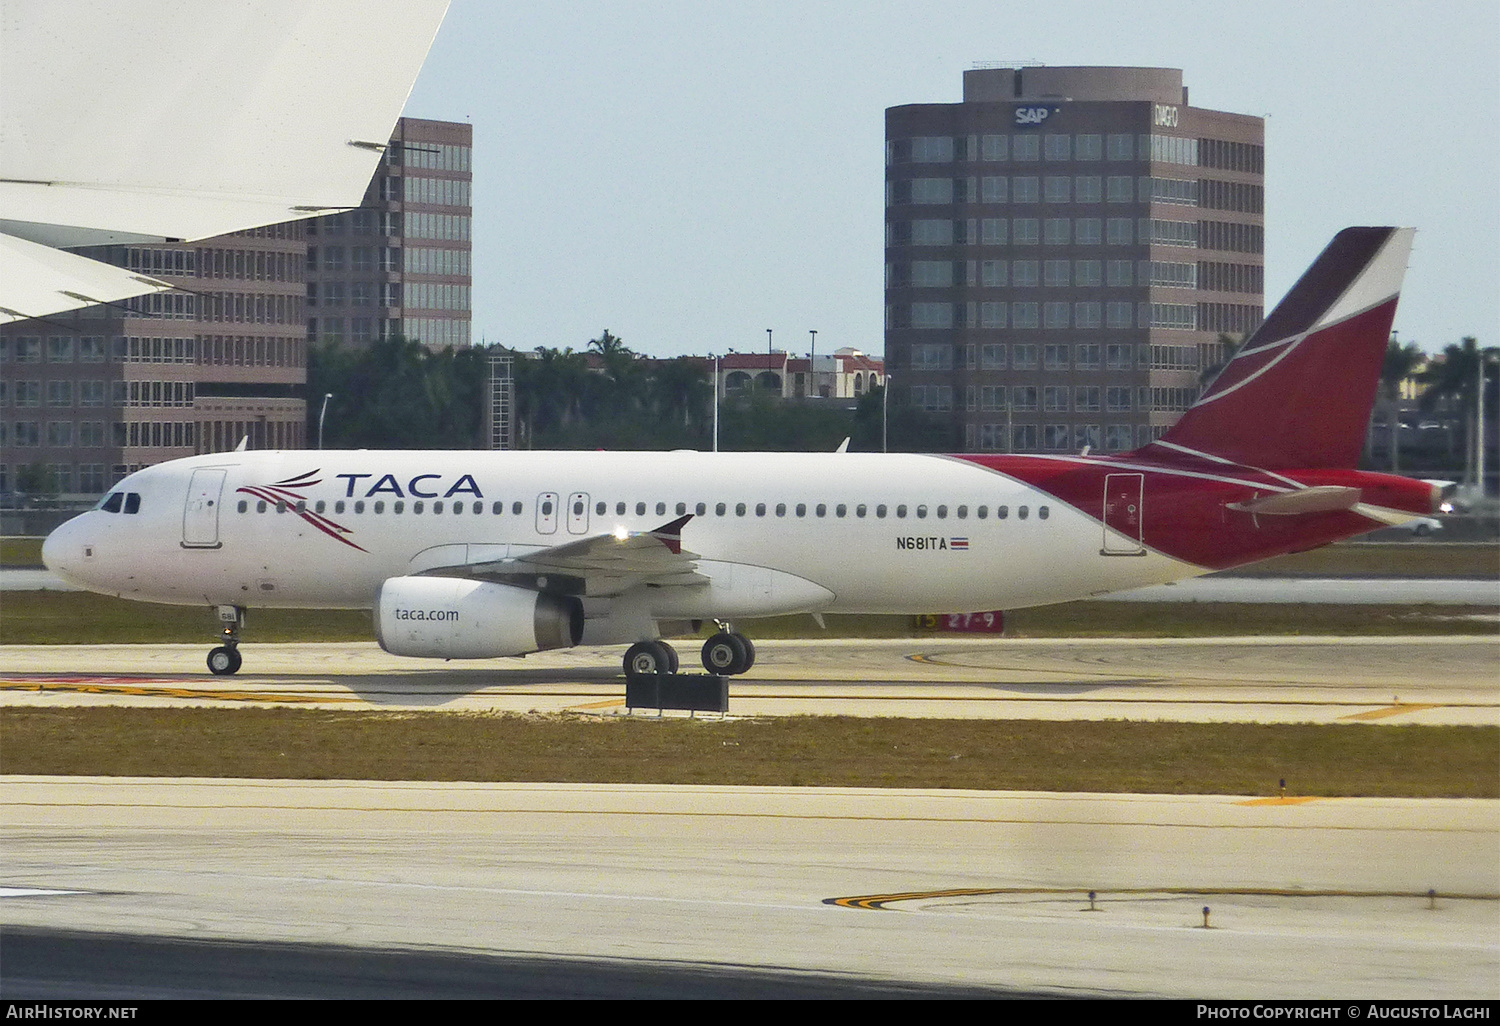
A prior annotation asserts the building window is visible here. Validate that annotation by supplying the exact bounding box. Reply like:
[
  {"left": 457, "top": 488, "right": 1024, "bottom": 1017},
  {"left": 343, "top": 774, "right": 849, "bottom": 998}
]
[
  {"left": 1106, "top": 134, "right": 1134, "bottom": 161},
  {"left": 1011, "top": 176, "right": 1040, "bottom": 203}
]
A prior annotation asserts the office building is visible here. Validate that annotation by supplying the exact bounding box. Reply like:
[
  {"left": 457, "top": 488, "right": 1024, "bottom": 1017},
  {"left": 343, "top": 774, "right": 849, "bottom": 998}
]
[
  {"left": 306, "top": 117, "right": 473, "bottom": 350},
  {"left": 0, "top": 222, "right": 307, "bottom": 498},
  {"left": 885, "top": 66, "right": 1264, "bottom": 452}
]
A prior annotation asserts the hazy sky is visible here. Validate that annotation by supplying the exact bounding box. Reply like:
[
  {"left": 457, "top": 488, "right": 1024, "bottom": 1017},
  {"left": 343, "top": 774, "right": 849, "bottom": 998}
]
[{"left": 403, "top": 0, "right": 1499, "bottom": 359}]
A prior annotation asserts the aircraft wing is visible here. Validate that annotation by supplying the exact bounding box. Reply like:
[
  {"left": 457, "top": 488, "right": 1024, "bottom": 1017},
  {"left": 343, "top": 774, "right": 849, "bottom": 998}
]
[
  {"left": 0, "top": 233, "right": 173, "bottom": 323},
  {"left": 420, "top": 516, "right": 709, "bottom": 597},
  {"left": 0, "top": 0, "right": 448, "bottom": 319}
]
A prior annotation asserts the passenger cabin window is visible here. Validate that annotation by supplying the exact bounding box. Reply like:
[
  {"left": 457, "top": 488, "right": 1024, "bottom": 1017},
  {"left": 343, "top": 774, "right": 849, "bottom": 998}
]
[
  {"left": 856, "top": 504, "right": 867, "bottom": 518},
  {"left": 493, "top": 501, "right": 505, "bottom": 514},
  {"left": 775, "top": 503, "right": 786, "bottom": 517},
  {"left": 736, "top": 502, "right": 746, "bottom": 516},
  {"left": 835, "top": 504, "right": 847, "bottom": 518},
  {"left": 916, "top": 505, "right": 927, "bottom": 519},
  {"left": 997, "top": 505, "right": 1009, "bottom": 519},
  {"left": 815, "top": 503, "right": 827, "bottom": 518},
  {"left": 596, "top": 501, "right": 606, "bottom": 515},
  {"left": 1018, "top": 505, "right": 1029, "bottom": 520},
  {"left": 676, "top": 502, "right": 687, "bottom": 515},
  {"left": 755, "top": 503, "right": 766, "bottom": 517},
  {"left": 513, "top": 501, "right": 522, "bottom": 515},
  {"left": 373, "top": 501, "right": 385, "bottom": 514},
  {"left": 237, "top": 500, "right": 248, "bottom": 513},
  {"left": 355, "top": 501, "right": 365, "bottom": 513},
  {"left": 1039, "top": 505, "right": 1050, "bottom": 519},
  {"left": 876, "top": 504, "right": 887, "bottom": 518},
  {"left": 796, "top": 503, "right": 807, "bottom": 517},
  {"left": 896, "top": 504, "right": 907, "bottom": 518},
  {"left": 696, "top": 502, "right": 707, "bottom": 516},
  {"left": 336, "top": 501, "right": 346, "bottom": 514},
  {"left": 655, "top": 502, "right": 666, "bottom": 515},
  {"left": 715, "top": 502, "right": 726, "bottom": 516},
  {"left": 957, "top": 505, "right": 968, "bottom": 519},
  {"left": 315, "top": 500, "right": 326, "bottom": 514},
  {"left": 635, "top": 502, "right": 646, "bottom": 516},
  {"left": 977, "top": 505, "right": 988, "bottom": 518},
  {"left": 616, "top": 502, "right": 626, "bottom": 515},
  {"left": 394, "top": 501, "right": 405, "bottom": 514},
  {"left": 257, "top": 500, "right": 268, "bottom": 513},
  {"left": 275, "top": 500, "right": 287, "bottom": 513},
  {"left": 936, "top": 505, "right": 947, "bottom": 519}
]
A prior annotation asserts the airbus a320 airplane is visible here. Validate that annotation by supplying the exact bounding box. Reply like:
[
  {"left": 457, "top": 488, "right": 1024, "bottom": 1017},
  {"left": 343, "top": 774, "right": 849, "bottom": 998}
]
[{"left": 44, "top": 227, "right": 1442, "bottom": 681}]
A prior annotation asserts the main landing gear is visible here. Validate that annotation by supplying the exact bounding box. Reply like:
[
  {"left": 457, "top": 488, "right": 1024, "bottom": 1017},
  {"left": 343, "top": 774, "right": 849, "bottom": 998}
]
[
  {"left": 620, "top": 622, "right": 756, "bottom": 684},
  {"left": 207, "top": 605, "right": 245, "bottom": 676}
]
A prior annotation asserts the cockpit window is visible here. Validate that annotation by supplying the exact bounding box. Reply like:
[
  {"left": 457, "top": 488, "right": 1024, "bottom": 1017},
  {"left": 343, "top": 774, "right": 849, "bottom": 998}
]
[
  {"left": 123, "top": 492, "right": 141, "bottom": 515},
  {"left": 100, "top": 492, "right": 123, "bottom": 513}
]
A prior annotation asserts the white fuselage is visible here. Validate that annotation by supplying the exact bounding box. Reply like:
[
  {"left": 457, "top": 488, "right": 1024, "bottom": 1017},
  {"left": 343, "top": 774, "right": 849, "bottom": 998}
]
[{"left": 43, "top": 449, "right": 1199, "bottom": 620}]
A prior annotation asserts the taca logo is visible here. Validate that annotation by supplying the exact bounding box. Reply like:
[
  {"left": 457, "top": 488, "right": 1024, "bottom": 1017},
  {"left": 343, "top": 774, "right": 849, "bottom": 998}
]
[
  {"left": 335, "top": 472, "right": 483, "bottom": 499},
  {"left": 1014, "top": 106, "right": 1051, "bottom": 126}
]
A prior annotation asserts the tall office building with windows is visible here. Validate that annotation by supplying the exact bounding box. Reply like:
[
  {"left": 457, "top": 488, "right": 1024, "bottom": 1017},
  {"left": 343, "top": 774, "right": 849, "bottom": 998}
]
[
  {"left": 885, "top": 66, "right": 1264, "bottom": 453},
  {"left": 306, "top": 117, "right": 473, "bottom": 350}
]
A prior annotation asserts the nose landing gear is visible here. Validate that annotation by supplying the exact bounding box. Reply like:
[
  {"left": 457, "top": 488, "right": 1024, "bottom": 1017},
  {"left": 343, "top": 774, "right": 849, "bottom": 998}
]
[{"left": 207, "top": 605, "right": 245, "bottom": 675}]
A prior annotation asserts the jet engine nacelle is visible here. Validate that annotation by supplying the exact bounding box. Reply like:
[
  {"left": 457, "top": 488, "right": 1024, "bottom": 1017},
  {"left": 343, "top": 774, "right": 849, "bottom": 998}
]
[{"left": 374, "top": 576, "right": 583, "bottom": 659}]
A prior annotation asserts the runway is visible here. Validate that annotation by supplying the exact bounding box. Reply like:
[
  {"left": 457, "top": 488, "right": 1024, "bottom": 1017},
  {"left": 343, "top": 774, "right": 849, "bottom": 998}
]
[
  {"left": 2, "top": 777, "right": 1495, "bottom": 999},
  {"left": 1, "top": 636, "right": 1496, "bottom": 724}
]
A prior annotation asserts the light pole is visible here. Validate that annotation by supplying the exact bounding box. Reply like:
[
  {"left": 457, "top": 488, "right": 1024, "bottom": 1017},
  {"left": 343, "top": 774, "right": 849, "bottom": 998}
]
[
  {"left": 808, "top": 329, "right": 817, "bottom": 398},
  {"left": 318, "top": 392, "right": 333, "bottom": 449},
  {"left": 766, "top": 329, "right": 773, "bottom": 393},
  {"left": 712, "top": 354, "right": 720, "bottom": 453}
]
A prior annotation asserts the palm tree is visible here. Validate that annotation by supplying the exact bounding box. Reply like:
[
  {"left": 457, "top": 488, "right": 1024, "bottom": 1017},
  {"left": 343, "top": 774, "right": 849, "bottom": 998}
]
[
  {"left": 1378, "top": 338, "right": 1424, "bottom": 472},
  {"left": 1418, "top": 337, "right": 1499, "bottom": 485}
]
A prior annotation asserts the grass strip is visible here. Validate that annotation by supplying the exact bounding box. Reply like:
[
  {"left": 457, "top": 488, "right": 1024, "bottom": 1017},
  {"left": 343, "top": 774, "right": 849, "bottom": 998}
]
[
  {"left": 0, "top": 591, "right": 1495, "bottom": 645},
  {"left": 2, "top": 708, "right": 1494, "bottom": 798}
]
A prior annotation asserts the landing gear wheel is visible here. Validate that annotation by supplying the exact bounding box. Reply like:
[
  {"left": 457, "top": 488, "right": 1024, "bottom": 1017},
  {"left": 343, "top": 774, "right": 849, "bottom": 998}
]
[
  {"left": 701, "top": 632, "right": 750, "bottom": 675},
  {"left": 661, "top": 642, "right": 680, "bottom": 675},
  {"left": 207, "top": 646, "right": 242, "bottom": 676},
  {"left": 624, "top": 641, "right": 672, "bottom": 684},
  {"left": 733, "top": 633, "right": 756, "bottom": 674}
]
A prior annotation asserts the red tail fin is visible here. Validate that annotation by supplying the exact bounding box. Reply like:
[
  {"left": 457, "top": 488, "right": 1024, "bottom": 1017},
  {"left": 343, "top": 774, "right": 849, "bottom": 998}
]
[{"left": 1149, "top": 227, "right": 1415, "bottom": 470}]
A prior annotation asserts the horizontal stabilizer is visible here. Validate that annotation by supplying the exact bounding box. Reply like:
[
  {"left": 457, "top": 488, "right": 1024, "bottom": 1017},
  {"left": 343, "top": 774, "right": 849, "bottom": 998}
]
[{"left": 1227, "top": 486, "right": 1361, "bottom": 516}]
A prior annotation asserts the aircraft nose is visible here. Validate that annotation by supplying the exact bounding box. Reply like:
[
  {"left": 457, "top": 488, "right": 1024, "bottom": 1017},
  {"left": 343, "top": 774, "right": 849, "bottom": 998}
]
[
  {"left": 41, "top": 521, "right": 67, "bottom": 572},
  {"left": 41, "top": 516, "right": 85, "bottom": 583}
]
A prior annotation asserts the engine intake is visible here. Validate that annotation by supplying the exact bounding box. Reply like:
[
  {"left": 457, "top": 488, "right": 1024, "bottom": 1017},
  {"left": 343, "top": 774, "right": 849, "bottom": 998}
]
[{"left": 374, "top": 576, "right": 583, "bottom": 659}]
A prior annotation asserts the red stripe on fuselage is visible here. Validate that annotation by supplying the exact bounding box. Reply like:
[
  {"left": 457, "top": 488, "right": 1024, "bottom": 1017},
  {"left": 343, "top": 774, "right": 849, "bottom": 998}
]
[{"left": 953, "top": 452, "right": 1433, "bottom": 571}]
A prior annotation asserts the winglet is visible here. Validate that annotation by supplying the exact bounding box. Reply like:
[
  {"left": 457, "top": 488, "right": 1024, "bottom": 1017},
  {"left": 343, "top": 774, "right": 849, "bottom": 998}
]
[{"left": 649, "top": 514, "right": 694, "bottom": 554}]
